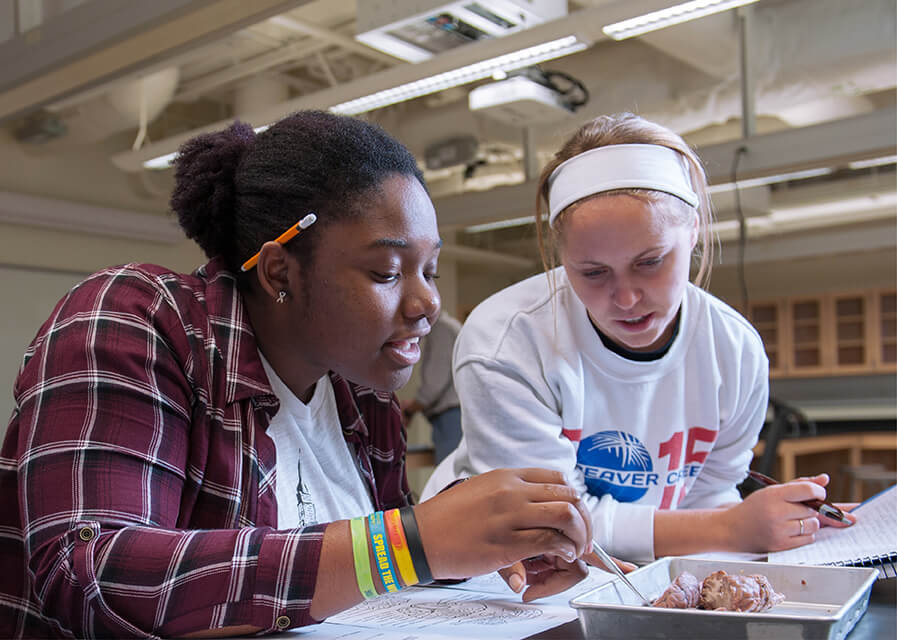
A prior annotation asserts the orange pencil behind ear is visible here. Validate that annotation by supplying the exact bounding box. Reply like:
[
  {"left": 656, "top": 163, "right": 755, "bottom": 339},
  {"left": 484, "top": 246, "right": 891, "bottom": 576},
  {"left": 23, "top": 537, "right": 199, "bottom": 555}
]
[{"left": 241, "top": 213, "right": 317, "bottom": 272}]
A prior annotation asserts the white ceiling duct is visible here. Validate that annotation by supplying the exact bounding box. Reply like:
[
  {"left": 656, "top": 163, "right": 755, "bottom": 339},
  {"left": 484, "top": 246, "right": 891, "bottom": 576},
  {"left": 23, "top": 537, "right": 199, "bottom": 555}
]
[
  {"left": 106, "top": 68, "right": 181, "bottom": 126},
  {"left": 40, "top": 68, "right": 180, "bottom": 146}
]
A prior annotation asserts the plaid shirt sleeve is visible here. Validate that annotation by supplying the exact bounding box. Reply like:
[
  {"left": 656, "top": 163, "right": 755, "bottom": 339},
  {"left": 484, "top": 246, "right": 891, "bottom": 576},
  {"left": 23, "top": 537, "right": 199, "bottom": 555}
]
[{"left": 7, "top": 266, "right": 326, "bottom": 637}]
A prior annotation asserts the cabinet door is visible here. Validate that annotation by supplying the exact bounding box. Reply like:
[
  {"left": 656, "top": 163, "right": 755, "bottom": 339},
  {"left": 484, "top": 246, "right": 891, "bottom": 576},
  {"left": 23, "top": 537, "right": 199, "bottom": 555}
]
[
  {"left": 788, "top": 298, "right": 826, "bottom": 373},
  {"left": 878, "top": 290, "right": 897, "bottom": 370},
  {"left": 748, "top": 300, "right": 786, "bottom": 377},
  {"left": 831, "top": 293, "right": 871, "bottom": 372}
]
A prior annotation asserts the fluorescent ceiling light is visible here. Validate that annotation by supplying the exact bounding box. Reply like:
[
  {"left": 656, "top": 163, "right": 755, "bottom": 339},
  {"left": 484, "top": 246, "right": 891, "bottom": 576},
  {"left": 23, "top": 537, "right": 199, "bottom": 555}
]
[
  {"left": 848, "top": 154, "right": 897, "bottom": 170},
  {"left": 465, "top": 214, "right": 535, "bottom": 233},
  {"left": 603, "top": 0, "right": 760, "bottom": 41},
  {"left": 708, "top": 167, "right": 833, "bottom": 193},
  {"left": 712, "top": 191, "right": 897, "bottom": 241},
  {"left": 143, "top": 151, "right": 179, "bottom": 170},
  {"left": 330, "top": 36, "right": 587, "bottom": 115},
  {"left": 768, "top": 192, "right": 897, "bottom": 223}
]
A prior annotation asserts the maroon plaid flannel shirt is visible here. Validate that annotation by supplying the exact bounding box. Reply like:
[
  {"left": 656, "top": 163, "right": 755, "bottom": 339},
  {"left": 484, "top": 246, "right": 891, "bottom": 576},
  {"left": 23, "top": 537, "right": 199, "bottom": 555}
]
[{"left": 0, "top": 259, "right": 411, "bottom": 638}]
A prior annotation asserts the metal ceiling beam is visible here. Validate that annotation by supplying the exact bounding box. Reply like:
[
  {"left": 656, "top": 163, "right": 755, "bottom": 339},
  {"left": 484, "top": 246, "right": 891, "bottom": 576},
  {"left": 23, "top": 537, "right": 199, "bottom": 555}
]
[
  {"left": 0, "top": 0, "right": 314, "bottom": 123},
  {"left": 699, "top": 107, "right": 897, "bottom": 182},
  {"left": 110, "top": 0, "right": 684, "bottom": 171},
  {"left": 175, "top": 39, "right": 330, "bottom": 101},
  {"left": 431, "top": 108, "right": 897, "bottom": 228},
  {"left": 267, "top": 15, "right": 401, "bottom": 65}
]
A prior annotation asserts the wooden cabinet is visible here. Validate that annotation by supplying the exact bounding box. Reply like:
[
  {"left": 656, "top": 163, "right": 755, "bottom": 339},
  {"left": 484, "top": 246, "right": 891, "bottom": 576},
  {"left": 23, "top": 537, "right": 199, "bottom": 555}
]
[
  {"left": 752, "top": 432, "right": 896, "bottom": 501},
  {"left": 747, "top": 300, "right": 785, "bottom": 376},
  {"left": 790, "top": 298, "right": 825, "bottom": 373},
  {"left": 747, "top": 288, "right": 897, "bottom": 378},
  {"left": 832, "top": 293, "right": 870, "bottom": 372},
  {"left": 880, "top": 290, "right": 897, "bottom": 368}
]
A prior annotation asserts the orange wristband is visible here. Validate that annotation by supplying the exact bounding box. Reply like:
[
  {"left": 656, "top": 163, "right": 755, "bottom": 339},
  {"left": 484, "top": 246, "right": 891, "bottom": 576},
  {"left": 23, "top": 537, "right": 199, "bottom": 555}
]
[{"left": 385, "top": 508, "right": 419, "bottom": 586}]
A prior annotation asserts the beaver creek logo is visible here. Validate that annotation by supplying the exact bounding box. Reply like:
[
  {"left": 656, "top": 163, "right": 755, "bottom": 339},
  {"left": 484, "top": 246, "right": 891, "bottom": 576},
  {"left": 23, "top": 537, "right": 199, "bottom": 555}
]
[{"left": 576, "top": 430, "right": 655, "bottom": 502}]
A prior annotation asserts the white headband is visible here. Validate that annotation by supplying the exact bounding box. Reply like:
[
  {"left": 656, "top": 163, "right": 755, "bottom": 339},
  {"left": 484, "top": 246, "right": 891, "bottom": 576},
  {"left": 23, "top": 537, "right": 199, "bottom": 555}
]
[{"left": 547, "top": 143, "right": 699, "bottom": 225}]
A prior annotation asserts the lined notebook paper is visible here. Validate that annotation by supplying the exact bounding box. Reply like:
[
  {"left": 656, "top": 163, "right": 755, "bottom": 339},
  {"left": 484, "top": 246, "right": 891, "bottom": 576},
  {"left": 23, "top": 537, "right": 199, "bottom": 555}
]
[{"left": 769, "top": 484, "right": 897, "bottom": 578}]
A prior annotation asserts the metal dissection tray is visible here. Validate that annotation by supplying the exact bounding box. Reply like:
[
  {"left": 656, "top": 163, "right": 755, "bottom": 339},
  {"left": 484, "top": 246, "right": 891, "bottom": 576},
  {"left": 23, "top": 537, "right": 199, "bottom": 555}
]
[{"left": 570, "top": 557, "right": 878, "bottom": 639}]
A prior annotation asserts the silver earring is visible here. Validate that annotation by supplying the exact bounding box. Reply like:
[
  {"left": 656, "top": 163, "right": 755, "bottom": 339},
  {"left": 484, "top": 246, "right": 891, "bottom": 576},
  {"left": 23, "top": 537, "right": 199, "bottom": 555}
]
[{"left": 276, "top": 290, "right": 286, "bottom": 304}]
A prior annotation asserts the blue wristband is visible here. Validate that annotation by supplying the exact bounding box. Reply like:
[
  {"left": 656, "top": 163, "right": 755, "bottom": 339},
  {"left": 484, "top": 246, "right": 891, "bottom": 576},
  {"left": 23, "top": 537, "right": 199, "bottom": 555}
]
[{"left": 368, "top": 511, "right": 401, "bottom": 593}]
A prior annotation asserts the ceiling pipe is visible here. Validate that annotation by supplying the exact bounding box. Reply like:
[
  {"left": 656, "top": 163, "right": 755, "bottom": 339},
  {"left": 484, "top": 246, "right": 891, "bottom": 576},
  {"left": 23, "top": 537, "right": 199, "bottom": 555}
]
[{"left": 737, "top": 5, "right": 756, "bottom": 138}]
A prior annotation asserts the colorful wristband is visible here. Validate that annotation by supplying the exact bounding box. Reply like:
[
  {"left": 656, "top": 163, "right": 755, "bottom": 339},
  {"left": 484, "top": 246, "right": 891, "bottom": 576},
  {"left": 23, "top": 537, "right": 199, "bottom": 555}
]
[
  {"left": 385, "top": 508, "right": 419, "bottom": 587},
  {"left": 399, "top": 506, "right": 433, "bottom": 585},
  {"left": 368, "top": 511, "right": 401, "bottom": 593},
  {"left": 349, "top": 517, "right": 378, "bottom": 599}
]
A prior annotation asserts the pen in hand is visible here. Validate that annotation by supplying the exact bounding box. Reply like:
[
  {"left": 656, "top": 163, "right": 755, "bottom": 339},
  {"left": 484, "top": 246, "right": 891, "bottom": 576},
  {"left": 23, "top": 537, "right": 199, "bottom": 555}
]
[{"left": 747, "top": 470, "right": 853, "bottom": 525}]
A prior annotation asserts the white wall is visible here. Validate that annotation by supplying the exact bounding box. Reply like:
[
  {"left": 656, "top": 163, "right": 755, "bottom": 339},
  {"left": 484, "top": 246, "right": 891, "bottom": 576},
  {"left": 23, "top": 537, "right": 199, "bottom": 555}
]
[
  {"left": 0, "top": 221, "right": 204, "bottom": 440},
  {"left": 0, "top": 265, "right": 86, "bottom": 432}
]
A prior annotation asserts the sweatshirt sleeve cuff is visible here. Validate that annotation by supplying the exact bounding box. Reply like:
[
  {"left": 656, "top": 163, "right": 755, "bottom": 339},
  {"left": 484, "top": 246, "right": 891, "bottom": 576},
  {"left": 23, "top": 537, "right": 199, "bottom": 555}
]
[{"left": 604, "top": 502, "right": 657, "bottom": 564}]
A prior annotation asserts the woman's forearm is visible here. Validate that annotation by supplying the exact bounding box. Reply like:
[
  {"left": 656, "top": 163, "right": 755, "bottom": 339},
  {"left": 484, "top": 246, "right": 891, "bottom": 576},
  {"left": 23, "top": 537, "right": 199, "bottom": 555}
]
[
  {"left": 309, "top": 520, "right": 370, "bottom": 621},
  {"left": 653, "top": 508, "right": 733, "bottom": 557}
]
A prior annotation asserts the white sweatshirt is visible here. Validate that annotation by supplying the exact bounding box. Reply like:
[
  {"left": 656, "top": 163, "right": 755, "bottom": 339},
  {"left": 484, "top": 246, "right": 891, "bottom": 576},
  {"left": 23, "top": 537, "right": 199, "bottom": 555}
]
[{"left": 422, "top": 269, "right": 768, "bottom": 563}]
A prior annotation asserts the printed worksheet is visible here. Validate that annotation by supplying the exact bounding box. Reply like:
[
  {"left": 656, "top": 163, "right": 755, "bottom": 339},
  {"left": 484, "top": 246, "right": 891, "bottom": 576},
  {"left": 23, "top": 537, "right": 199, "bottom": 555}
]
[
  {"left": 265, "top": 566, "right": 624, "bottom": 639},
  {"left": 325, "top": 586, "right": 576, "bottom": 638},
  {"left": 272, "top": 575, "right": 598, "bottom": 640},
  {"left": 769, "top": 484, "right": 897, "bottom": 573},
  {"left": 431, "top": 565, "right": 618, "bottom": 606},
  {"left": 285, "top": 622, "right": 458, "bottom": 639}
]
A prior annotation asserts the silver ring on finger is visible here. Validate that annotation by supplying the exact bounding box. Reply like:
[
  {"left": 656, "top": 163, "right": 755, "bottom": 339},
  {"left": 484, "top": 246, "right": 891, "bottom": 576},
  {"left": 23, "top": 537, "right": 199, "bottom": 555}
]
[{"left": 798, "top": 518, "right": 805, "bottom": 536}]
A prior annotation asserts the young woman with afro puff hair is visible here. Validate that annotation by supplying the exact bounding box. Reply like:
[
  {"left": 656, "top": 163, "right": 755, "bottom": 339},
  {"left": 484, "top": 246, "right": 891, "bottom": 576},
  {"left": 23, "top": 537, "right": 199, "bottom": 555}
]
[{"left": 0, "top": 111, "right": 606, "bottom": 638}]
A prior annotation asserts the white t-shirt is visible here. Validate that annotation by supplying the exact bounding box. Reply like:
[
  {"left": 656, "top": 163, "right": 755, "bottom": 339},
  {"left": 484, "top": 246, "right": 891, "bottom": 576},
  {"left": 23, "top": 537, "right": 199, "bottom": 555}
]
[
  {"left": 422, "top": 269, "right": 768, "bottom": 563},
  {"left": 260, "top": 355, "right": 374, "bottom": 529}
]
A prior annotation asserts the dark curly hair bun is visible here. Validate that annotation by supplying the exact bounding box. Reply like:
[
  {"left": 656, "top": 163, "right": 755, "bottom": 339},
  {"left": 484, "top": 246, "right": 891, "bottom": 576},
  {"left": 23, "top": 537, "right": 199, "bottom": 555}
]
[{"left": 170, "top": 121, "right": 255, "bottom": 259}]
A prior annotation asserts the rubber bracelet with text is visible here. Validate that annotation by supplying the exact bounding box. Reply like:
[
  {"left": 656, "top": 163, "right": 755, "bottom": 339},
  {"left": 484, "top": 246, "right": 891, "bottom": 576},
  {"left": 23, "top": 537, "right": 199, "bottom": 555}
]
[
  {"left": 385, "top": 508, "right": 419, "bottom": 586},
  {"left": 399, "top": 506, "right": 433, "bottom": 585},
  {"left": 349, "top": 517, "right": 378, "bottom": 599},
  {"left": 368, "top": 511, "right": 401, "bottom": 592}
]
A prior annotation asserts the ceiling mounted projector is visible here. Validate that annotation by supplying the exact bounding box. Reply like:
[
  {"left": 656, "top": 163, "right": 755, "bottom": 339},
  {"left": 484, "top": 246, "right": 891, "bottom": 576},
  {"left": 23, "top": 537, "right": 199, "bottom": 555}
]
[
  {"left": 469, "top": 74, "right": 575, "bottom": 125},
  {"left": 355, "top": 0, "right": 567, "bottom": 63}
]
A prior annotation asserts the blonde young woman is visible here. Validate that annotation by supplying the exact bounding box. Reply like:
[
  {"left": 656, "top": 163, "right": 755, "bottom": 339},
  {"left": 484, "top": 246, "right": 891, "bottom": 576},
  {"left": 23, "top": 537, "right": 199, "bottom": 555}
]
[{"left": 424, "top": 113, "right": 853, "bottom": 570}]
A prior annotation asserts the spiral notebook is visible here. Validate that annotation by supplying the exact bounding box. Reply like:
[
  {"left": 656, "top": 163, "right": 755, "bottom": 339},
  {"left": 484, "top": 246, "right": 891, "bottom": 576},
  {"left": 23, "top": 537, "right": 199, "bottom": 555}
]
[{"left": 768, "top": 484, "right": 897, "bottom": 578}]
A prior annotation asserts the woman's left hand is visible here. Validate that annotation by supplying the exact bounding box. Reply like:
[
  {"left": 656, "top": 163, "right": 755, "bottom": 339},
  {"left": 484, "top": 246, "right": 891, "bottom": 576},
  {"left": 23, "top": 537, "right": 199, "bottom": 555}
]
[
  {"left": 581, "top": 550, "right": 637, "bottom": 574},
  {"left": 498, "top": 556, "right": 588, "bottom": 602},
  {"left": 497, "top": 550, "right": 635, "bottom": 602}
]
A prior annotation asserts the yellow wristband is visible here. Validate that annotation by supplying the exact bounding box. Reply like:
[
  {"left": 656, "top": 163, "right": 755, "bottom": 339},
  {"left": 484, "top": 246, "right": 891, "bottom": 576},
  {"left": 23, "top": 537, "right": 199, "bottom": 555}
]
[
  {"left": 385, "top": 508, "right": 419, "bottom": 587},
  {"left": 349, "top": 517, "right": 378, "bottom": 599}
]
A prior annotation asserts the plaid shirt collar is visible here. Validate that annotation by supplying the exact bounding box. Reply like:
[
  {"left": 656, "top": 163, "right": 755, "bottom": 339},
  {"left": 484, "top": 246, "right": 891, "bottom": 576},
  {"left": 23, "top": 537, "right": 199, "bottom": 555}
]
[
  {"left": 198, "top": 258, "right": 369, "bottom": 440},
  {"left": 197, "top": 258, "right": 275, "bottom": 407}
]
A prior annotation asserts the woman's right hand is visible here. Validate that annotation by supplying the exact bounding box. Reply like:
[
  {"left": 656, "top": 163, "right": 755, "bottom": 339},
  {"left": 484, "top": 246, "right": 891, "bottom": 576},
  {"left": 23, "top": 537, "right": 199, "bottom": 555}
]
[
  {"left": 414, "top": 468, "right": 592, "bottom": 581},
  {"left": 722, "top": 474, "right": 833, "bottom": 552}
]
